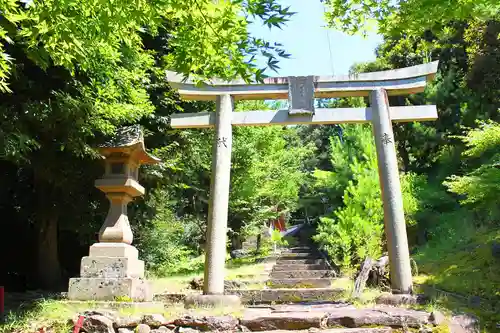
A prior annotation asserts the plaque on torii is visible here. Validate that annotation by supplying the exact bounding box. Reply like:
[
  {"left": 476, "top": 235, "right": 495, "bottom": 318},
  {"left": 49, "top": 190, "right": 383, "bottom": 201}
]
[
  {"left": 166, "top": 62, "right": 439, "bottom": 305},
  {"left": 288, "top": 76, "right": 315, "bottom": 116}
]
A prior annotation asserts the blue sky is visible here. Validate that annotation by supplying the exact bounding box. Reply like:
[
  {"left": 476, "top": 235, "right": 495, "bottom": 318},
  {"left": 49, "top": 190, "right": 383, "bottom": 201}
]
[{"left": 249, "top": 0, "right": 383, "bottom": 76}]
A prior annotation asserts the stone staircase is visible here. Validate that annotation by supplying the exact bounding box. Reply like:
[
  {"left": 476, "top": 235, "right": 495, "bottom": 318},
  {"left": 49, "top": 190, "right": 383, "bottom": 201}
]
[
  {"left": 267, "top": 246, "right": 335, "bottom": 288},
  {"left": 227, "top": 241, "right": 344, "bottom": 304},
  {"left": 151, "top": 229, "right": 469, "bottom": 333}
]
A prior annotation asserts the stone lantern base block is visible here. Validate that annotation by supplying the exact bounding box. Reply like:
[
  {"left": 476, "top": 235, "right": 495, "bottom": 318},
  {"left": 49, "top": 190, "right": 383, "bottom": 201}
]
[
  {"left": 184, "top": 294, "right": 241, "bottom": 308},
  {"left": 89, "top": 242, "right": 139, "bottom": 258},
  {"left": 80, "top": 256, "right": 145, "bottom": 278},
  {"left": 68, "top": 277, "right": 152, "bottom": 301},
  {"left": 68, "top": 242, "right": 151, "bottom": 301}
]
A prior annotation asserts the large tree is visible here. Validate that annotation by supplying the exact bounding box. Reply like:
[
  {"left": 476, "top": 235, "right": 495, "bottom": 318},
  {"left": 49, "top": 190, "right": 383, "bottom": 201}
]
[{"left": 0, "top": 0, "right": 294, "bottom": 289}]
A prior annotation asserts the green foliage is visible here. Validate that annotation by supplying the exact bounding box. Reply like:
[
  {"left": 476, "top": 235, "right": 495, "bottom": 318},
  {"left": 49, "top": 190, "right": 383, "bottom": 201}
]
[
  {"left": 135, "top": 190, "right": 194, "bottom": 277},
  {"left": 323, "top": 0, "right": 500, "bottom": 36},
  {"left": 0, "top": 0, "right": 294, "bottom": 92},
  {"left": 270, "top": 230, "right": 297, "bottom": 248},
  {"left": 312, "top": 123, "right": 452, "bottom": 269},
  {"left": 416, "top": 227, "right": 500, "bottom": 301},
  {"left": 459, "top": 121, "right": 500, "bottom": 158},
  {"left": 313, "top": 124, "right": 384, "bottom": 269},
  {"left": 271, "top": 229, "right": 284, "bottom": 244},
  {"left": 230, "top": 100, "right": 316, "bottom": 240},
  {"left": 444, "top": 121, "right": 500, "bottom": 221},
  {"left": 114, "top": 295, "right": 133, "bottom": 303},
  {"left": 129, "top": 100, "right": 315, "bottom": 275}
]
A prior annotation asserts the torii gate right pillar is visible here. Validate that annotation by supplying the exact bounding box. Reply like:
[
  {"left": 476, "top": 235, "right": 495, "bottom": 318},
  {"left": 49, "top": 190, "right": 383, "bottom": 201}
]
[{"left": 370, "top": 88, "right": 413, "bottom": 294}]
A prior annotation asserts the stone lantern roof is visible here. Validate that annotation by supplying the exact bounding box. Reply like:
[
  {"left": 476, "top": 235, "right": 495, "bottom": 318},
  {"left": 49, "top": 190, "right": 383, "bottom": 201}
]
[{"left": 97, "top": 125, "right": 160, "bottom": 165}]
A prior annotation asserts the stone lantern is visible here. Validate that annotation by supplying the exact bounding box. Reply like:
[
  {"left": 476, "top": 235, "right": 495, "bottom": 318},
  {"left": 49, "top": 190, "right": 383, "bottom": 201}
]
[{"left": 68, "top": 126, "right": 160, "bottom": 301}]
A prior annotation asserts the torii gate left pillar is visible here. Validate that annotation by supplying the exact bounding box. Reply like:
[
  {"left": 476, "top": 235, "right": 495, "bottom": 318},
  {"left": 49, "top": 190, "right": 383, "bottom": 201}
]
[
  {"left": 184, "top": 94, "right": 242, "bottom": 307},
  {"left": 204, "top": 95, "right": 233, "bottom": 295}
]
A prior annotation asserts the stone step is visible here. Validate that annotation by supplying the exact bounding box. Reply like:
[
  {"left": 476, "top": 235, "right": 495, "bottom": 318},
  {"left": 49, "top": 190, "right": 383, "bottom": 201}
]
[
  {"left": 278, "top": 253, "right": 320, "bottom": 259},
  {"left": 226, "top": 288, "right": 345, "bottom": 304},
  {"left": 270, "top": 270, "right": 334, "bottom": 279},
  {"left": 274, "top": 259, "right": 325, "bottom": 266},
  {"left": 240, "top": 304, "right": 440, "bottom": 331},
  {"left": 267, "top": 278, "right": 332, "bottom": 288},
  {"left": 286, "top": 247, "right": 314, "bottom": 253},
  {"left": 273, "top": 260, "right": 326, "bottom": 271},
  {"left": 253, "top": 329, "right": 393, "bottom": 333}
]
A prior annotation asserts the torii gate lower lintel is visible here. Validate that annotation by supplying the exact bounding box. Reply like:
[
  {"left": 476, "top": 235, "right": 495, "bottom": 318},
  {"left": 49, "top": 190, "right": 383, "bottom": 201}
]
[{"left": 168, "top": 61, "right": 439, "bottom": 301}]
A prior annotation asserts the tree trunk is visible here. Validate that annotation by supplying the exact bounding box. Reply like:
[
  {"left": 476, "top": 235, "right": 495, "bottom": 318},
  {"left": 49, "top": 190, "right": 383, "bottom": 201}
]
[
  {"left": 353, "top": 257, "right": 374, "bottom": 298},
  {"left": 34, "top": 171, "right": 62, "bottom": 290},
  {"left": 36, "top": 214, "right": 62, "bottom": 290},
  {"left": 256, "top": 234, "right": 261, "bottom": 251},
  {"left": 397, "top": 143, "right": 410, "bottom": 172}
]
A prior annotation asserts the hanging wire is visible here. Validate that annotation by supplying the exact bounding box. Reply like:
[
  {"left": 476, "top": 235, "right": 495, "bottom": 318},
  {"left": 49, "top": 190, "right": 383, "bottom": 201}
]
[{"left": 322, "top": 2, "right": 335, "bottom": 76}]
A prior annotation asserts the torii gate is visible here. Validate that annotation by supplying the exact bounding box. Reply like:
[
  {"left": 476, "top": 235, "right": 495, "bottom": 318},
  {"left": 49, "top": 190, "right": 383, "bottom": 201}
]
[{"left": 167, "top": 61, "right": 439, "bottom": 302}]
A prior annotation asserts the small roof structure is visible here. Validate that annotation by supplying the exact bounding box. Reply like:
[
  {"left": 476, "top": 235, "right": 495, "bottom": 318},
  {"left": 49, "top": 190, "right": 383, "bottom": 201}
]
[{"left": 98, "top": 125, "right": 160, "bottom": 165}]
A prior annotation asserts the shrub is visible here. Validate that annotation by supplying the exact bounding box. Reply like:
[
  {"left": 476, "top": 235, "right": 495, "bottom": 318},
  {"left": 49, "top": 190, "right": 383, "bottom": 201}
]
[
  {"left": 313, "top": 125, "right": 384, "bottom": 269},
  {"left": 444, "top": 121, "right": 500, "bottom": 223},
  {"left": 135, "top": 189, "right": 194, "bottom": 276},
  {"left": 313, "top": 125, "right": 443, "bottom": 270}
]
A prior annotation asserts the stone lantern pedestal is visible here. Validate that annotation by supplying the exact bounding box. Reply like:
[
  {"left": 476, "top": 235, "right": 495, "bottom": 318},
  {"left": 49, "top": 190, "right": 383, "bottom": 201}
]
[{"left": 68, "top": 126, "right": 160, "bottom": 301}]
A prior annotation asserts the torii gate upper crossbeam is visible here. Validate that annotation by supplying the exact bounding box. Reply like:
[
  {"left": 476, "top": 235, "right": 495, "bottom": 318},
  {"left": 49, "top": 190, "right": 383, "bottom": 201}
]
[{"left": 166, "top": 61, "right": 438, "bottom": 100}]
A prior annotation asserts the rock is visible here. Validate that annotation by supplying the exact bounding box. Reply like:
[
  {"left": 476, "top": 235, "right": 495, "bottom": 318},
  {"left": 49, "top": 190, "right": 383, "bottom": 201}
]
[
  {"left": 375, "top": 293, "right": 428, "bottom": 306},
  {"left": 237, "top": 325, "right": 251, "bottom": 332},
  {"left": 368, "top": 267, "right": 389, "bottom": 290},
  {"left": 467, "top": 296, "right": 481, "bottom": 308},
  {"left": 136, "top": 323, "right": 152, "bottom": 333},
  {"left": 230, "top": 249, "right": 248, "bottom": 259},
  {"left": 177, "top": 328, "right": 200, "bottom": 333},
  {"left": 153, "top": 293, "right": 186, "bottom": 303},
  {"left": 322, "top": 327, "right": 392, "bottom": 333},
  {"left": 118, "top": 329, "right": 134, "bottom": 333},
  {"left": 83, "top": 310, "right": 118, "bottom": 322},
  {"left": 157, "top": 326, "right": 171, "bottom": 331},
  {"left": 142, "top": 314, "right": 168, "bottom": 327},
  {"left": 114, "top": 316, "right": 142, "bottom": 328},
  {"left": 429, "top": 310, "right": 447, "bottom": 325},
  {"left": 173, "top": 315, "right": 238, "bottom": 331},
  {"left": 240, "top": 311, "right": 328, "bottom": 331},
  {"left": 450, "top": 314, "right": 480, "bottom": 333},
  {"left": 184, "top": 294, "right": 241, "bottom": 308},
  {"left": 82, "top": 315, "right": 115, "bottom": 333},
  {"left": 188, "top": 277, "right": 243, "bottom": 290},
  {"left": 224, "top": 280, "right": 243, "bottom": 289},
  {"left": 189, "top": 278, "right": 204, "bottom": 290},
  {"left": 326, "top": 306, "right": 430, "bottom": 328}
]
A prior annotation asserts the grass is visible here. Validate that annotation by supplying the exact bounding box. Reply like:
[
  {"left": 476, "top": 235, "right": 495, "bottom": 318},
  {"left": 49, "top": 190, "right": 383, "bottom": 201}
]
[
  {"left": 413, "top": 226, "right": 500, "bottom": 332},
  {"left": 330, "top": 276, "right": 353, "bottom": 290},
  {"left": 151, "top": 255, "right": 268, "bottom": 293},
  {"left": 0, "top": 298, "right": 245, "bottom": 333},
  {"left": 414, "top": 227, "right": 500, "bottom": 300},
  {"left": 1, "top": 253, "right": 268, "bottom": 333},
  {"left": 1, "top": 300, "right": 94, "bottom": 333}
]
